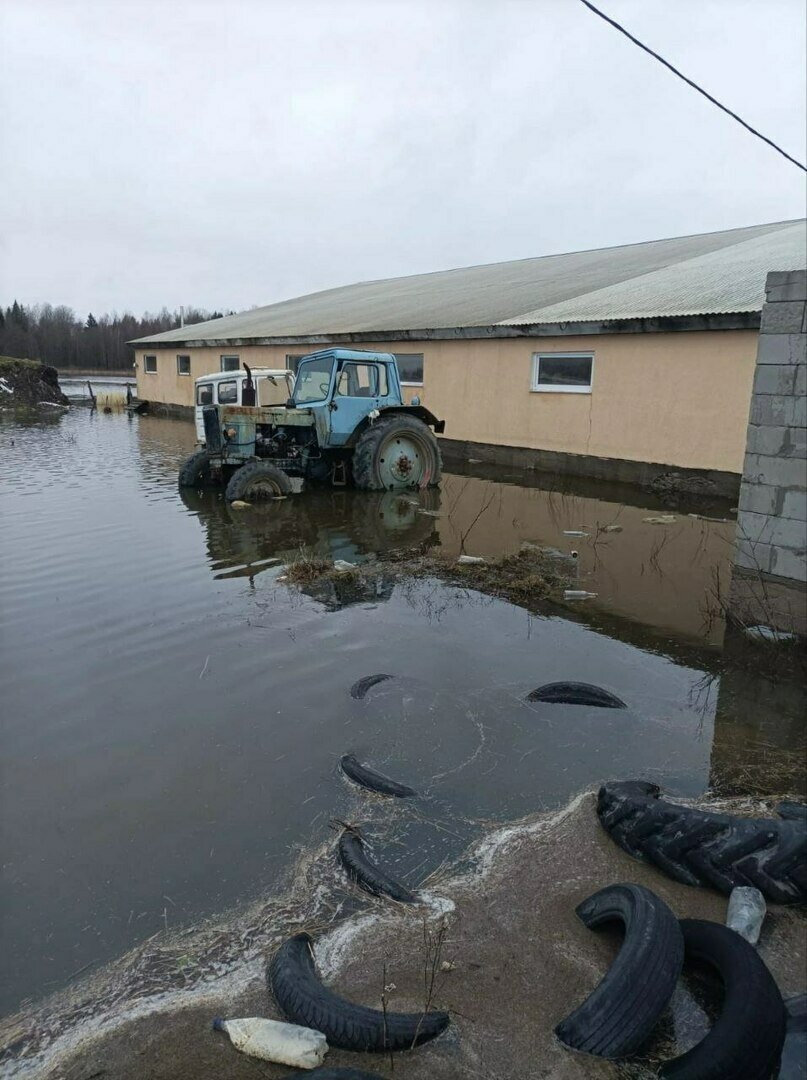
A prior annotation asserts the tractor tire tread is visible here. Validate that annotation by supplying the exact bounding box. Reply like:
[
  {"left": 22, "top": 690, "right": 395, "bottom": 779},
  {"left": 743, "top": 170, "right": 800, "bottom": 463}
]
[
  {"left": 338, "top": 830, "right": 417, "bottom": 903},
  {"left": 352, "top": 415, "right": 441, "bottom": 491}
]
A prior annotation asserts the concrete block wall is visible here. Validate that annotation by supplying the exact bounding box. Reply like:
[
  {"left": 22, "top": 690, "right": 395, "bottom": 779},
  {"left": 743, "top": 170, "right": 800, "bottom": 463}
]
[{"left": 734, "top": 269, "right": 806, "bottom": 613}]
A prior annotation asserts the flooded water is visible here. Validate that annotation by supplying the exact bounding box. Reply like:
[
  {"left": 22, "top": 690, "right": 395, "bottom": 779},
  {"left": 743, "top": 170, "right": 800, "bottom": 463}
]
[{"left": 0, "top": 407, "right": 803, "bottom": 1067}]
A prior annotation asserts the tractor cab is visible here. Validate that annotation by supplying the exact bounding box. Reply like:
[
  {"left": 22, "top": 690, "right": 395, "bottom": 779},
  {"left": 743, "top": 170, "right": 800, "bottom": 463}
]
[{"left": 194, "top": 367, "right": 293, "bottom": 444}]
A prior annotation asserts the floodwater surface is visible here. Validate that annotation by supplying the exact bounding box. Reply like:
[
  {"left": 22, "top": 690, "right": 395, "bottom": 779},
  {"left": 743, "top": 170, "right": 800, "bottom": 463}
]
[{"left": 0, "top": 407, "right": 803, "bottom": 1063}]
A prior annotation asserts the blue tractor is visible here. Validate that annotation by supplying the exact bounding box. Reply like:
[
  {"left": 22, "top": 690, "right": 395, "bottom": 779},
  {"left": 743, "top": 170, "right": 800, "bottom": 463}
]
[{"left": 178, "top": 349, "right": 445, "bottom": 501}]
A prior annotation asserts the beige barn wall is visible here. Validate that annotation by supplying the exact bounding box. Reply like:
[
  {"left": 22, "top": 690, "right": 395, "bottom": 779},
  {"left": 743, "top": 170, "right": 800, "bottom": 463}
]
[{"left": 135, "top": 328, "right": 757, "bottom": 473}]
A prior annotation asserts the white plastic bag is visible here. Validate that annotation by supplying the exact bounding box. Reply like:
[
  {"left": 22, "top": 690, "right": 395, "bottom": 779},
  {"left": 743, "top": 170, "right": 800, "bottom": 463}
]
[{"left": 213, "top": 1016, "right": 328, "bottom": 1068}]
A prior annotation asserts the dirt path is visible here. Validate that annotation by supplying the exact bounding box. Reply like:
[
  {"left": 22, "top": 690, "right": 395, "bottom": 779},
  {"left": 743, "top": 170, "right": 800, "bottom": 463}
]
[{"left": 43, "top": 792, "right": 805, "bottom": 1080}]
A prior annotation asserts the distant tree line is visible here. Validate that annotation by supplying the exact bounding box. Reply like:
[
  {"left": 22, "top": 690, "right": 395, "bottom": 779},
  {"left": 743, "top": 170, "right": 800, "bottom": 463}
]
[{"left": 0, "top": 301, "right": 234, "bottom": 371}]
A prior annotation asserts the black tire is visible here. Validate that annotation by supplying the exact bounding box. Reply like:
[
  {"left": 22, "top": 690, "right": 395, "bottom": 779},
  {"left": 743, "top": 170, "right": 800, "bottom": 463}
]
[
  {"left": 281, "top": 1069, "right": 385, "bottom": 1079},
  {"left": 777, "top": 802, "right": 807, "bottom": 822},
  {"left": 269, "top": 932, "right": 450, "bottom": 1051},
  {"left": 350, "top": 674, "right": 393, "bottom": 700},
  {"left": 340, "top": 754, "right": 416, "bottom": 797},
  {"left": 338, "top": 829, "right": 416, "bottom": 903},
  {"left": 225, "top": 461, "right": 292, "bottom": 502},
  {"left": 780, "top": 994, "right": 807, "bottom": 1080},
  {"left": 526, "top": 682, "right": 626, "bottom": 708},
  {"left": 352, "top": 415, "right": 442, "bottom": 491},
  {"left": 555, "top": 883, "right": 684, "bottom": 1059},
  {"left": 178, "top": 450, "right": 212, "bottom": 489},
  {"left": 660, "top": 919, "right": 786, "bottom": 1079},
  {"left": 598, "top": 781, "right": 807, "bottom": 904}
]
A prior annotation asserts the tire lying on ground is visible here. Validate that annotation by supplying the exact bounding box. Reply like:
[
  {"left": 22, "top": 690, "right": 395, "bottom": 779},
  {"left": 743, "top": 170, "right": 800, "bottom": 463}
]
[
  {"left": 555, "top": 882, "right": 684, "bottom": 1059},
  {"left": 526, "top": 682, "right": 626, "bottom": 708},
  {"left": 349, "top": 674, "right": 393, "bottom": 700},
  {"left": 225, "top": 461, "right": 293, "bottom": 502},
  {"left": 779, "top": 994, "right": 807, "bottom": 1080},
  {"left": 660, "top": 919, "right": 786, "bottom": 1079},
  {"left": 597, "top": 781, "right": 807, "bottom": 904},
  {"left": 178, "top": 450, "right": 212, "bottom": 489},
  {"left": 270, "top": 932, "right": 450, "bottom": 1051},
  {"left": 338, "top": 829, "right": 417, "bottom": 904},
  {"left": 340, "top": 754, "right": 416, "bottom": 797}
]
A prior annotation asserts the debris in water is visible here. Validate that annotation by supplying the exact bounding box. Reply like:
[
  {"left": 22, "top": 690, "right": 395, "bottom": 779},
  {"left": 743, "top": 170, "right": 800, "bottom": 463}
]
[
  {"left": 643, "top": 515, "right": 676, "bottom": 524},
  {"left": 458, "top": 554, "right": 486, "bottom": 565},
  {"left": 743, "top": 625, "right": 798, "bottom": 644},
  {"left": 212, "top": 1016, "right": 328, "bottom": 1068},
  {"left": 563, "top": 530, "right": 589, "bottom": 537},
  {"left": 564, "top": 589, "right": 597, "bottom": 600},
  {"left": 230, "top": 500, "right": 251, "bottom": 510},
  {"left": 602, "top": 525, "right": 623, "bottom": 533},
  {"left": 333, "top": 559, "right": 356, "bottom": 572}
]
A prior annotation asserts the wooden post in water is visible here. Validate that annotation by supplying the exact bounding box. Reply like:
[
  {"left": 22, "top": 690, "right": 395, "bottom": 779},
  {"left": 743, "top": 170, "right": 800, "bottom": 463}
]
[{"left": 86, "top": 381, "right": 97, "bottom": 408}]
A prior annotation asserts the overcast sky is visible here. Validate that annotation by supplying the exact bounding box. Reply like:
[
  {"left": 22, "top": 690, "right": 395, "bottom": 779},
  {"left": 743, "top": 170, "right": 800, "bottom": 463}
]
[{"left": 1, "top": 0, "right": 805, "bottom": 317}]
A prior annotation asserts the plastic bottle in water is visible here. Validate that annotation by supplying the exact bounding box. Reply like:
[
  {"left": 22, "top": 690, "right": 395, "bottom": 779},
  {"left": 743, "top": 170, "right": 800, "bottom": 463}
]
[
  {"left": 726, "top": 886, "right": 766, "bottom": 945},
  {"left": 212, "top": 1016, "right": 328, "bottom": 1067}
]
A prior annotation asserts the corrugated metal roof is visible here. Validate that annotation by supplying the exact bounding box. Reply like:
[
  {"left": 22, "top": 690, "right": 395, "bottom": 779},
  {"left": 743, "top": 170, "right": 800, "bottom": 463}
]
[
  {"left": 500, "top": 222, "right": 806, "bottom": 325},
  {"left": 132, "top": 220, "right": 806, "bottom": 344}
]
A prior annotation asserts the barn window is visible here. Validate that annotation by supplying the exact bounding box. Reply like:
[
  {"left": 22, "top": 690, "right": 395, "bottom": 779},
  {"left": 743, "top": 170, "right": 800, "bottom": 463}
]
[
  {"left": 220, "top": 355, "right": 240, "bottom": 372},
  {"left": 394, "top": 353, "right": 424, "bottom": 385},
  {"left": 531, "top": 353, "right": 593, "bottom": 393},
  {"left": 144, "top": 355, "right": 157, "bottom": 374},
  {"left": 177, "top": 355, "right": 191, "bottom": 376}
]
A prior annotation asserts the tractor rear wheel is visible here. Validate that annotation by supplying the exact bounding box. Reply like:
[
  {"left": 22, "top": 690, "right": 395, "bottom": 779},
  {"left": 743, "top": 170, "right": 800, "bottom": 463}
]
[
  {"left": 225, "top": 461, "right": 293, "bottom": 502},
  {"left": 353, "top": 415, "right": 442, "bottom": 491},
  {"left": 178, "top": 450, "right": 212, "bottom": 489}
]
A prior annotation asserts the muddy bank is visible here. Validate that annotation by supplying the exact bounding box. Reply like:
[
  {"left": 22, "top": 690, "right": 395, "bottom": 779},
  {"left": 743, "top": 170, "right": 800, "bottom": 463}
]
[
  {"left": 0, "top": 356, "right": 69, "bottom": 407},
  {"left": 40, "top": 793, "right": 806, "bottom": 1080}
]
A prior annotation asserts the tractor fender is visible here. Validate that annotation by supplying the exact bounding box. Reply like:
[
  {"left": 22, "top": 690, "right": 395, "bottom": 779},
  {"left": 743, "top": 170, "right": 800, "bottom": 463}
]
[{"left": 345, "top": 405, "right": 445, "bottom": 446}]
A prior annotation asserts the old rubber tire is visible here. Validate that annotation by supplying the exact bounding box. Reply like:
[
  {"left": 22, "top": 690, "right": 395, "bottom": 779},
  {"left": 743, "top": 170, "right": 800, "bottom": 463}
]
[
  {"left": 225, "top": 461, "right": 292, "bottom": 502},
  {"left": 270, "top": 932, "right": 450, "bottom": 1051},
  {"left": 178, "top": 450, "right": 212, "bottom": 489},
  {"left": 555, "top": 883, "right": 684, "bottom": 1059},
  {"left": 338, "top": 829, "right": 417, "bottom": 903},
  {"left": 660, "top": 920, "right": 786, "bottom": 1079},
  {"left": 353, "top": 415, "right": 442, "bottom": 490}
]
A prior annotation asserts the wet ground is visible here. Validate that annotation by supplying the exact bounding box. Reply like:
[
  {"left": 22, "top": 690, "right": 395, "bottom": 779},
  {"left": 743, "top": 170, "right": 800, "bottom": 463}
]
[{"left": 0, "top": 407, "right": 803, "bottom": 1075}]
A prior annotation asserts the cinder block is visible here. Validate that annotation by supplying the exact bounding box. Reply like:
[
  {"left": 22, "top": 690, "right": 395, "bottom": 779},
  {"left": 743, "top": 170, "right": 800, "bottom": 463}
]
[
  {"left": 770, "top": 545, "right": 807, "bottom": 582},
  {"left": 736, "top": 511, "right": 775, "bottom": 544},
  {"left": 781, "top": 489, "right": 807, "bottom": 521},
  {"left": 766, "top": 270, "right": 806, "bottom": 291},
  {"left": 738, "top": 482, "right": 778, "bottom": 515},
  {"left": 765, "top": 271, "right": 807, "bottom": 302},
  {"left": 734, "top": 537, "right": 773, "bottom": 573},
  {"left": 743, "top": 453, "right": 807, "bottom": 489},
  {"left": 756, "top": 333, "right": 807, "bottom": 365},
  {"left": 783, "top": 425, "right": 807, "bottom": 458},
  {"left": 761, "top": 301, "right": 807, "bottom": 334},
  {"left": 787, "top": 395, "right": 807, "bottom": 426},
  {"left": 753, "top": 365, "right": 796, "bottom": 395},
  {"left": 749, "top": 395, "right": 789, "bottom": 425},
  {"left": 796, "top": 364, "right": 806, "bottom": 396},
  {"left": 745, "top": 424, "right": 802, "bottom": 456}
]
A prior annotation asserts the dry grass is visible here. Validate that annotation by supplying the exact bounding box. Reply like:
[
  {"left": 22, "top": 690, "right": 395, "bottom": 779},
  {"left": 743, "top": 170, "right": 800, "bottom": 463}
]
[{"left": 285, "top": 550, "right": 334, "bottom": 584}]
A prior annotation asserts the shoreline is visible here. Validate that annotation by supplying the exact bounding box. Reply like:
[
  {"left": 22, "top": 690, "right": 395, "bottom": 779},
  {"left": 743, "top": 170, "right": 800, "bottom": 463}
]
[{"left": 7, "top": 791, "right": 805, "bottom": 1079}]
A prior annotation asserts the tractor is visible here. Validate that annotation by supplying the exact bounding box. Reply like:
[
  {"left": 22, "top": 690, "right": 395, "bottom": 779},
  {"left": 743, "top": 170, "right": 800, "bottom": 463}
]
[{"left": 178, "top": 349, "right": 445, "bottom": 501}]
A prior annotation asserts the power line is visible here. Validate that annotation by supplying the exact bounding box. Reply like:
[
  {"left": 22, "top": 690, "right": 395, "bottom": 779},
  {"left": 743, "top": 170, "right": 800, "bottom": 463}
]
[{"left": 578, "top": 0, "right": 807, "bottom": 173}]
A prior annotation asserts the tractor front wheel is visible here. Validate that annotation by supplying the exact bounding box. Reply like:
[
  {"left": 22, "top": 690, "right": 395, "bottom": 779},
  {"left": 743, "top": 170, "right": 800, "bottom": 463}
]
[
  {"left": 225, "top": 461, "right": 293, "bottom": 502},
  {"left": 178, "top": 450, "right": 212, "bottom": 489},
  {"left": 353, "top": 415, "right": 442, "bottom": 491}
]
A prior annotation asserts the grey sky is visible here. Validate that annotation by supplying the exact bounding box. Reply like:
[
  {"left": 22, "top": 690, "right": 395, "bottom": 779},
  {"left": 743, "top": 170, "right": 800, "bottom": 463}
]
[{"left": 1, "top": 0, "right": 805, "bottom": 317}]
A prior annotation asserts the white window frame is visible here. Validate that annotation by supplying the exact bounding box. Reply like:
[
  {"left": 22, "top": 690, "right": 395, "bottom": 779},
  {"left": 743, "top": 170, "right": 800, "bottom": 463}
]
[
  {"left": 144, "top": 355, "right": 157, "bottom": 374},
  {"left": 176, "top": 354, "right": 191, "bottom": 376},
  {"left": 394, "top": 352, "right": 425, "bottom": 387},
  {"left": 220, "top": 355, "right": 240, "bottom": 372},
  {"left": 531, "top": 351, "right": 594, "bottom": 394}
]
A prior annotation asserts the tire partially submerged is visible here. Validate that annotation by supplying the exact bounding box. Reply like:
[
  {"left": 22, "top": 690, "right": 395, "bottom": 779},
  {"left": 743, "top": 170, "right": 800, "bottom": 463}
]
[
  {"left": 598, "top": 781, "right": 807, "bottom": 904},
  {"left": 178, "top": 450, "right": 211, "bottom": 489},
  {"left": 660, "top": 919, "right": 786, "bottom": 1079},
  {"left": 526, "top": 682, "right": 626, "bottom": 708},
  {"left": 340, "top": 754, "right": 416, "bottom": 798},
  {"left": 349, "top": 674, "right": 393, "bottom": 700},
  {"left": 338, "top": 829, "right": 416, "bottom": 904},
  {"left": 270, "top": 932, "right": 449, "bottom": 1051},
  {"left": 556, "top": 883, "right": 684, "bottom": 1059}
]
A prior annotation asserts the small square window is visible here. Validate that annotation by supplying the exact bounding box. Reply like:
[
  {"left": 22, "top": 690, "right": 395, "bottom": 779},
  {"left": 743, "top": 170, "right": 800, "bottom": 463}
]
[
  {"left": 144, "top": 355, "right": 157, "bottom": 374},
  {"left": 177, "top": 355, "right": 191, "bottom": 376},
  {"left": 218, "top": 380, "right": 238, "bottom": 404},
  {"left": 531, "top": 353, "right": 593, "bottom": 393},
  {"left": 285, "top": 354, "right": 305, "bottom": 373},
  {"left": 220, "top": 355, "right": 240, "bottom": 372},
  {"left": 394, "top": 353, "right": 424, "bottom": 385}
]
